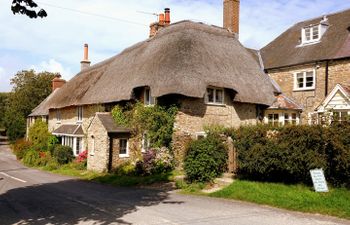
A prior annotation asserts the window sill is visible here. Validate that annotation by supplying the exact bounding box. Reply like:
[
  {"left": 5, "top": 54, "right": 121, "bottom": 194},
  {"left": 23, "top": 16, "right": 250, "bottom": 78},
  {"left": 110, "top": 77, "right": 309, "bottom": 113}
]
[
  {"left": 296, "top": 40, "right": 321, "bottom": 47},
  {"left": 56, "top": 121, "right": 61, "bottom": 124},
  {"left": 205, "top": 102, "right": 225, "bottom": 107},
  {"left": 119, "top": 154, "right": 129, "bottom": 158},
  {"left": 293, "top": 88, "right": 315, "bottom": 92}
]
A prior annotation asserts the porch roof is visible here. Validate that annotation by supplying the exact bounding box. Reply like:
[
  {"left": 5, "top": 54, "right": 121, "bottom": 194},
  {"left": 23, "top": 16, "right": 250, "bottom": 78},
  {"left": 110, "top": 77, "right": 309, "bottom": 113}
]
[{"left": 52, "top": 125, "right": 84, "bottom": 136}]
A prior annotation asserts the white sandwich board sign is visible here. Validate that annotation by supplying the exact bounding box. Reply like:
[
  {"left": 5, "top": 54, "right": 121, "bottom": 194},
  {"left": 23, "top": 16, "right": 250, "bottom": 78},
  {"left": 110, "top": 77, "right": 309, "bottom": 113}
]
[{"left": 310, "top": 168, "right": 329, "bottom": 192}]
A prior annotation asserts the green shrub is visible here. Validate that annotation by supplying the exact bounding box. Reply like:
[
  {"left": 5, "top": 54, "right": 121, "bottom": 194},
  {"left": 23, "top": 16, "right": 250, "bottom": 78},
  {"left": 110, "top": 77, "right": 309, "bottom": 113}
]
[
  {"left": 327, "top": 123, "right": 350, "bottom": 187},
  {"left": 36, "top": 151, "right": 52, "bottom": 167},
  {"left": 44, "top": 159, "right": 60, "bottom": 171},
  {"left": 23, "top": 149, "right": 40, "bottom": 166},
  {"left": 53, "top": 145, "right": 74, "bottom": 165},
  {"left": 135, "top": 147, "right": 174, "bottom": 176},
  {"left": 12, "top": 138, "right": 32, "bottom": 160},
  {"left": 28, "top": 120, "right": 53, "bottom": 151},
  {"left": 226, "top": 124, "right": 350, "bottom": 187},
  {"left": 114, "top": 161, "right": 136, "bottom": 176},
  {"left": 184, "top": 135, "right": 228, "bottom": 182}
]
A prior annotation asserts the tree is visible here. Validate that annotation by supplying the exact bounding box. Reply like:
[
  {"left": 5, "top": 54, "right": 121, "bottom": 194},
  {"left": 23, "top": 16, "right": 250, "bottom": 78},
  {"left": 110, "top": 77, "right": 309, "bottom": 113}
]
[
  {"left": 11, "top": 0, "right": 47, "bottom": 18},
  {"left": 0, "top": 93, "right": 10, "bottom": 129},
  {"left": 5, "top": 70, "right": 58, "bottom": 141}
]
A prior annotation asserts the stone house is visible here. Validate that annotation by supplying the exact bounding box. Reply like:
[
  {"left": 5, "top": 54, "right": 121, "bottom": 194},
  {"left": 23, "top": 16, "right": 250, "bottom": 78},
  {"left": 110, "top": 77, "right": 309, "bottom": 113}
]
[
  {"left": 28, "top": 1, "right": 297, "bottom": 172},
  {"left": 261, "top": 8, "right": 350, "bottom": 124}
]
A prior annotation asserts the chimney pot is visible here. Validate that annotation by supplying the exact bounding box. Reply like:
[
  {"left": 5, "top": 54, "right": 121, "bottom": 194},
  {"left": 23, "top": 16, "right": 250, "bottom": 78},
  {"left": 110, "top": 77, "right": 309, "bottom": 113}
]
[
  {"left": 81, "top": 43, "right": 91, "bottom": 71},
  {"left": 159, "top": 13, "right": 165, "bottom": 26},
  {"left": 164, "top": 8, "right": 170, "bottom": 25}
]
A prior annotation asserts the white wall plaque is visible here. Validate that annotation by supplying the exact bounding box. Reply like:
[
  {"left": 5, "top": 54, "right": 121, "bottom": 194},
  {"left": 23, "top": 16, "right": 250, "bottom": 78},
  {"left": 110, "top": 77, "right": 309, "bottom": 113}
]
[{"left": 310, "top": 168, "right": 329, "bottom": 192}]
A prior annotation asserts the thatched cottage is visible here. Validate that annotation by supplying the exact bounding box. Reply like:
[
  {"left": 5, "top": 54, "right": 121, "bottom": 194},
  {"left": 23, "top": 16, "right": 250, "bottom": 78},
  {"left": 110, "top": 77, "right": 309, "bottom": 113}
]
[
  {"left": 261, "top": 8, "right": 350, "bottom": 124},
  {"left": 28, "top": 0, "right": 296, "bottom": 172}
]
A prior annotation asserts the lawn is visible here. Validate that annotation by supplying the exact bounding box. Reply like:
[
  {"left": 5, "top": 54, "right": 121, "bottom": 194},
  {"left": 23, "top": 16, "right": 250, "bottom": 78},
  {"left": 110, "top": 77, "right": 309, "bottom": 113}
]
[
  {"left": 209, "top": 180, "right": 350, "bottom": 219},
  {"left": 42, "top": 164, "right": 175, "bottom": 187}
]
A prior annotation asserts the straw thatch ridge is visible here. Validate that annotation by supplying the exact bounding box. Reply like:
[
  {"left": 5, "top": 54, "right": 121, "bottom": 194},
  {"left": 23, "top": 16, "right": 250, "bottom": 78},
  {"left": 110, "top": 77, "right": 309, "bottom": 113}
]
[
  {"left": 261, "top": 8, "right": 350, "bottom": 69},
  {"left": 48, "top": 20, "right": 276, "bottom": 109}
]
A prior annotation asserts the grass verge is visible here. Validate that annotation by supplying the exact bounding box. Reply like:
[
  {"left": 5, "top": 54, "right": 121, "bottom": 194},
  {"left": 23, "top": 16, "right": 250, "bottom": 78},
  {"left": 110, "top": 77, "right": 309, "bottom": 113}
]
[
  {"left": 209, "top": 180, "right": 350, "bottom": 219},
  {"left": 40, "top": 163, "right": 174, "bottom": 187}
]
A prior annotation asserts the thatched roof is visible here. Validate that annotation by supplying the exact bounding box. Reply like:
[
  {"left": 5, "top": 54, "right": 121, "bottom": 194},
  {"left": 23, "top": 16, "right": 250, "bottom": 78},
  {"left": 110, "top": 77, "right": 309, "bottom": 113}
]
[
  {"left": 29, "top": 89, "right": 59, "bottom": 117},
  {"left": 261, "top": 8, "right": 350, "bottom": 69},
  {"left": 48, "top": 20, "right": 276, "bottom": 109}
]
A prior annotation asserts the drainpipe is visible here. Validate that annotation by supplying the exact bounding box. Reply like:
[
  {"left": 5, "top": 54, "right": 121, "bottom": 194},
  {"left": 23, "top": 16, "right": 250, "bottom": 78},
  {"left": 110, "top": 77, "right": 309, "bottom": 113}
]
[{"left": 325, "top": 60, "right": 329, "bottom": 97}]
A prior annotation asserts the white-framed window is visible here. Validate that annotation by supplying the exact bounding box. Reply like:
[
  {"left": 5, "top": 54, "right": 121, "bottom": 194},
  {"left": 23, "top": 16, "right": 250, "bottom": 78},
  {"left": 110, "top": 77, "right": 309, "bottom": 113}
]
[
  {"left": 75, "top": 137, "right": 82, "bottom": 155},
  {"left": 77, "top": 106, "right": 83, "bottom": 122},
  {"left": 206, "top": 87, "right": 224, "bottom": 105},
  {"left": 119, "top": 139, "right": 129, "bottom": 158},
  {"left": 332, "top": 111, "right": 349, "bottom": 124},
  {"left": 268, "top": 114, "right": 279, "bottom": 126},
  {"left": 294, "top": 70, "right": 315, "bottom": 91},
  {"left": 144, "top": 88, "right": 156, "bottom": 106},
  {"left": 302, "top": 25, "right": 320, "bottom": 44},
  {"left": 141, "top": 132, "right": 150, "bottom": 153},
  {"left": 61, "top": 136, "right": 83, "bottom": 156},
  {"left": 56, "top": 109, "right": 61, "bottom": 123},
  {"left": 90, "top": 135, "right": 95, "bottom": 156},
  {"left": 284, "top": 113, "right": 298, "bottom": 125}
]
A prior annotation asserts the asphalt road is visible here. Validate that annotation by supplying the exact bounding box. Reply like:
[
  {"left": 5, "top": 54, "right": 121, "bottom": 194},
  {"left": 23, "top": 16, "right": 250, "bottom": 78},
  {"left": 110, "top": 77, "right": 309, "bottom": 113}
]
[{"left": 0, "top": 143, "right": 349, "bottom": 225}]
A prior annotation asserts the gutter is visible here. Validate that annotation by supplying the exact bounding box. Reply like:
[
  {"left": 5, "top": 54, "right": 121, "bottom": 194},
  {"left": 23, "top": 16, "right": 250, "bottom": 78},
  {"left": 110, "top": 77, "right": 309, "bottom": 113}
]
[{"left": 325, "top": 60, "right": 329, "bottom": 97}]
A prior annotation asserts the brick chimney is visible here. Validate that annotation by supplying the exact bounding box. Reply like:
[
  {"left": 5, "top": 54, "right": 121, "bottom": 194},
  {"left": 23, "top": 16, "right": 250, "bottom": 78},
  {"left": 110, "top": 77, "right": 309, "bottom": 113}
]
[
  {"left": 149, "top": 8, "right": 171, "bottom": 38},
  {"left": 80, "top": 43, "right": 91, "bottom": 71},
  {"left": 223, "top": 0, "right": 240, "bottom": 35},
  {"left": 52, "top": 75, "right": 66, "bottom": 92}
]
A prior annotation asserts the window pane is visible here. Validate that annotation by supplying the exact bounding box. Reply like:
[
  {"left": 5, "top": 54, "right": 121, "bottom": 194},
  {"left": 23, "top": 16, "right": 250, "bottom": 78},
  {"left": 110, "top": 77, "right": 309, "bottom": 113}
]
[
  {"left": 284, "top": 114, "right": 289, "bottom": 120},
  {"left": 76, "top": 138, "right": 81, "bottom": 155},
  {"left": 305, "top": 72, "right": 314, "bottom": 87},
  {"left": 305, "top": 28, "right": 311, "bottom": 40},
  {"left": 207, "top": 88, "right": 214, "bottom": 103},
  {"left": 120, "top": 139, "right": 127, "bottom": 155},
  {"left": 268, "top": 114, "right": 273, "bottom": 125},
  {"left": 297, "top": 73, "right": 304, "bottom": 88},
  {"left": 312, "top": 26, "right": 319, "bottom": 39},
  {"left": 340, "top": 112, "right": 347, "bottom": 122},
  {"left": 273, "top": 114, "right": 279, "bottom": 120},
  {"left": 215, "top": 89, "right": 224, "bottom": 103},
  {"left": 145, "top": 89, "right": 150, "bottom": 105}
]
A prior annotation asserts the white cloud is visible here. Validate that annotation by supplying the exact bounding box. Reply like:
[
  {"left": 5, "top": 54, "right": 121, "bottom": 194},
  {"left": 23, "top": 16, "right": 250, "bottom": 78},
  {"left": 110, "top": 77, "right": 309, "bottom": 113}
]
[
  {"left": 0, "top": 67, "right": 12, "bottom": 92},
  {"left": 31, "top": 59, "right": 73, "bottom": 80}
]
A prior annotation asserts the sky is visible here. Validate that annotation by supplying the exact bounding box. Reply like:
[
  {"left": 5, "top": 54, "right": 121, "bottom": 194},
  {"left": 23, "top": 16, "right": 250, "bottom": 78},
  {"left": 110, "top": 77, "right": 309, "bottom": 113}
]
[{"left": 1, "top": 0, "right": 350, "bottom": 92}]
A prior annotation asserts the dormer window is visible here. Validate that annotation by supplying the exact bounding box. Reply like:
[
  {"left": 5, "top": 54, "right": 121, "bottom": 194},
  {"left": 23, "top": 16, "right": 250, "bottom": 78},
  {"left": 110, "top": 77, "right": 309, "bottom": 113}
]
[
  {"left": 206, "top": 87, "right": 224, "bottom": 105},
  {"left": 300, "top": 18, "right": 328, "bottom": 46},
  {"left": 144, "top": 87, "right": 156, "bottom": 106},
  {"left": 302, "top": 25, "right": 320, "bottom": 44}
]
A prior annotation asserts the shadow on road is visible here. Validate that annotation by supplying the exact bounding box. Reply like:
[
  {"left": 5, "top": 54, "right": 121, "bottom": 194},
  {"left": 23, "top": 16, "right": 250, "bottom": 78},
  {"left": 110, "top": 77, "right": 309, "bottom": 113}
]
[{"left": 0, "top": 179, "right": 176, "bottom": 225}]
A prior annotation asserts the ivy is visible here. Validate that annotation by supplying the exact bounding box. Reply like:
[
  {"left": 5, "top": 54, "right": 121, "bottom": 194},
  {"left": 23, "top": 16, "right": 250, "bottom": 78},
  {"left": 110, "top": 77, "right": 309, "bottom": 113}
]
[{"left": 111, "top": 102, "right": 178, "bottom": 148}]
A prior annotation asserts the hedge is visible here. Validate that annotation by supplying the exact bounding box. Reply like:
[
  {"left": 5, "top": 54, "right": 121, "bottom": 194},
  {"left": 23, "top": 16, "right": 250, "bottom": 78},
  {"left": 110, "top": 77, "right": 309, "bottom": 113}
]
[{"left": 226, "top": 124, "right": 350, "bottom": 187}]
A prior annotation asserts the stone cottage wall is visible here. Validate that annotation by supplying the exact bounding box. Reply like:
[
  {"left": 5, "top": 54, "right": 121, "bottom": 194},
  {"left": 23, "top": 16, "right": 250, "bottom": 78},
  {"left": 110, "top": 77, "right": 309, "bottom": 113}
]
[
  {"left": 267, "top": 59, "right": 350, "bottom": 122},
  {"left": 172, "top": 93, "right": 257, "bottom": 163},
  {"left": 48, "top": 105, "right": 104, "bottom": 149},
  {"left": 87, "top": 115, "right": 109, "bottom": 172}
]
